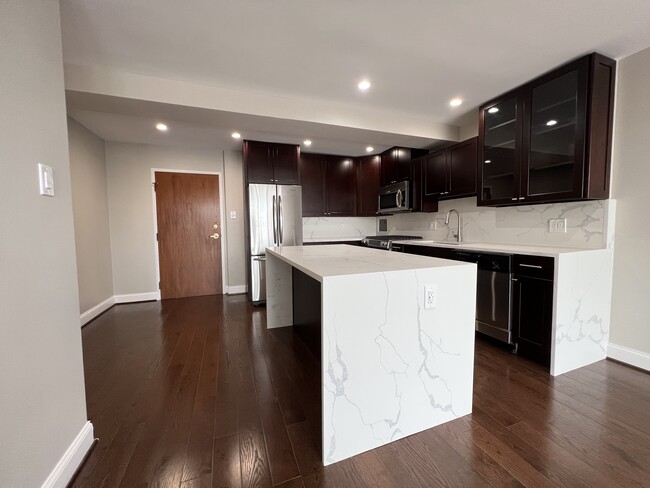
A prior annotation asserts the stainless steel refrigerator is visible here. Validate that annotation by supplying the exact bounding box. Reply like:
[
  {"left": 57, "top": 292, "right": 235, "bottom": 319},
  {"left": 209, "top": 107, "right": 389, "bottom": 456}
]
[{"left": 248, "top": 184, "right": 302, "bottom": 304}]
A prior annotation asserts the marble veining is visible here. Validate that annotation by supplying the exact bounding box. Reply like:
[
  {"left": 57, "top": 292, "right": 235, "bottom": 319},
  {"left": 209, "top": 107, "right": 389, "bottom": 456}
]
[
  {"left": 303, "top": 216, "right": 376, "bottom": 241},
  {"left": 552, "top": 249, "right": 614, "bottom": 375},
  {"left": 385, "top": 197, "right": 614, "bottom": 250}
]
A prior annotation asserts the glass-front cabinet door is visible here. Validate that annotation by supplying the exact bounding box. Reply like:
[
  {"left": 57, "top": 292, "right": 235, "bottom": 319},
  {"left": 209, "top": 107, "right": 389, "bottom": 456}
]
[
  {"left": 479, "top": 93, "right": 523, "bottom": 205},
  {"left": 522, "top": 59, "right": 588, "bottom": 202}
]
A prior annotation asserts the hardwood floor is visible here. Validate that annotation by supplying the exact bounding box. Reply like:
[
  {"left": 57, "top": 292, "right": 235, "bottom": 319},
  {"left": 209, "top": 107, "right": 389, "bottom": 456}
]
[{"left": 71, "top": 295, "right": 650, "bottom": 487}]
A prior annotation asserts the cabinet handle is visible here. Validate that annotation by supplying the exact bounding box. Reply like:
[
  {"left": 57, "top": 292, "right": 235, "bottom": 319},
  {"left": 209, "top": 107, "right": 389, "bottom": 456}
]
[
  {"left": 519, "top": 264, "right": 542, "bottom": 269},
  {"left": 518, "top": 197, "right": 525, "bottom": 200},
  {"left": 511, "top": 198, "right": 518, "bottom": 201},
  {"left": 512, "top": 278, "right": 518, "bottom": 282}
]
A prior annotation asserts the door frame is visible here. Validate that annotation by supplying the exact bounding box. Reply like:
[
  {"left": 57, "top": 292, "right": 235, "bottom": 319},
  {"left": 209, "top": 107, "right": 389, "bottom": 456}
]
[{"left": 150, "top": 168, "right": 228, "bottom": 299}]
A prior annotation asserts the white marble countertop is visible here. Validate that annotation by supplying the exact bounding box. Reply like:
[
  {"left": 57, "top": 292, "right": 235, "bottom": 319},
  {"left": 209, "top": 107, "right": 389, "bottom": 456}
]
[
  {"left": 302, "top": 237, "right": 363, "bottom": 243},
  {"left": 267, "top": 244, "right": 469, "bottom": 282},
  {"left": 398, "top": 240, "right": 603, "bottom": 257}
]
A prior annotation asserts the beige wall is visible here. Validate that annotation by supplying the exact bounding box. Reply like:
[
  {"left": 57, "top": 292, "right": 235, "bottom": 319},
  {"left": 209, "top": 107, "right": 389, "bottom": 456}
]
[
  {"left": 105, "top": 142, "right": 246, "bottom": 296},
  {"left": 609, "top": 46, "right": 650, "bottom": 357},
  {"left": 68, "top": 118, "right": 114, "bottom": 313},
  {"left": 0, "top": 1, "right": 89, "bottom": 486},
  {"left": 224, "top": 150, "right": 247, "bottom": 288}
]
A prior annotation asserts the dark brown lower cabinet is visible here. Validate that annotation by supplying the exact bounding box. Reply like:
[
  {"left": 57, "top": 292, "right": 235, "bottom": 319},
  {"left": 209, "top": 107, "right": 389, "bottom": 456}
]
[{"left": 512, "top": 255, "right": 554, "bottom": 367}]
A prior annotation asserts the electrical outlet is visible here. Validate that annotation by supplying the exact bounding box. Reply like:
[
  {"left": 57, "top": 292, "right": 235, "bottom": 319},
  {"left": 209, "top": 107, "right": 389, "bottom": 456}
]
[
  {"left": 424, "top": 284, "right": 437, "bottom": 309},
  {"left": 429, "top": 220, "right": 438, "bottom": 230},
  {"left": 548, "top": 218, "right": 567, "bottom": 233}
]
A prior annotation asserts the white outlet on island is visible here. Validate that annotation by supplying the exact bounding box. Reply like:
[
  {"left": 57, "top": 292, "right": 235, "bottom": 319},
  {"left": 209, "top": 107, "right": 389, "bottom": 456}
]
[{"left": 425, "top": 284, "right": 437, "bottom": 309}]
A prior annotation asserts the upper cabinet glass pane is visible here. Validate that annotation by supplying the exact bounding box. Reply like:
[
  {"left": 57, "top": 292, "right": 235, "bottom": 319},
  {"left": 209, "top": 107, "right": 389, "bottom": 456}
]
[
  {"left": 528, "top": 70, "right": 578, "bottom": 195},
  {"left": 482, "top": 97, "right": 517, "bottom": 201}
]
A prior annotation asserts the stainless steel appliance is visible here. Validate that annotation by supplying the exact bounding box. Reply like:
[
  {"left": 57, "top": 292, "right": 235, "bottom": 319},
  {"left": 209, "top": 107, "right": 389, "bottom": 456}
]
[
  {"left": 248, "top": 184, "right": 302, "bottom": 304},
  {"left": 361, "top": 235, "right": 422, "bottom": 250},
  {"left": 378, "top": 181, "right": 410, "bottom": 214},
  {"left": 453, "top": 251, "right": 513, "bottom": 344}
]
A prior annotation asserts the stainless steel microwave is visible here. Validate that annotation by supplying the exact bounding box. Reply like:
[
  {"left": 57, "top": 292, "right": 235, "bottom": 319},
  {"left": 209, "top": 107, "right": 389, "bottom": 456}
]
[{"left": 378, "top": 181, "right": 410, "bottom": 214}]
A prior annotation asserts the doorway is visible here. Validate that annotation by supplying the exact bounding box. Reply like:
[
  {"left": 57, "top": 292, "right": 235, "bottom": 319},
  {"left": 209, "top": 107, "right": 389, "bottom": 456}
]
[{"left": 154, "top": 171, "right": 224, "bottom": 299}]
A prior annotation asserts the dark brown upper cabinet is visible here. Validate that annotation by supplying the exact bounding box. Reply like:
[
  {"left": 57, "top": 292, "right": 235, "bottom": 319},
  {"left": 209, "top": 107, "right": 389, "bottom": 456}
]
[
  {"left": 356, "top": 154, "right": 381, "bottom": 216},
  {"left": 299, "top": 153, "right": 356, "bottom": 217},
  {"left": 478, "top": 53, "right": 615, "bottom": 206},
  {"left": 299, "top": 153, "right": 326, "bottom": 217},
  {"left": 411, "top": 156, "right": 438, "bottom": 213},
  {"left": 380, "top": 147, "right": 427, "bottom": 186},
  {"left": 423, "top": 138, "right": 477, "bottom": 200},
  {"left": 243, "top": 140, "right": 300, "bottom": 185}
]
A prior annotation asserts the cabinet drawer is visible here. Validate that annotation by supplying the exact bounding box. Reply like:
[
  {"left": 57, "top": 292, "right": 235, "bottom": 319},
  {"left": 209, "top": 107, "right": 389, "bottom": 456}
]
[{"left": 513, "top": 255, "right": 554, "bottom": 280}]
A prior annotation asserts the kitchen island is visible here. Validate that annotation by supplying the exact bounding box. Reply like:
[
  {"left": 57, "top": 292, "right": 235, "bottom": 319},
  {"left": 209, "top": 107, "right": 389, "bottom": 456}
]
[{"left": 265, "top": 244, "right": 477, "bottom": 465}]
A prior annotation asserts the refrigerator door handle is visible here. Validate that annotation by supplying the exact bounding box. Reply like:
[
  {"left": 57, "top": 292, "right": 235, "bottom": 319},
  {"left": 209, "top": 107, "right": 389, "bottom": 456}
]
[
  {"left": 278, "top": 195, "right": 283, "bottom": 244},
  {"left": 272, "top": 195, "right": 277, "bottom": 244}
]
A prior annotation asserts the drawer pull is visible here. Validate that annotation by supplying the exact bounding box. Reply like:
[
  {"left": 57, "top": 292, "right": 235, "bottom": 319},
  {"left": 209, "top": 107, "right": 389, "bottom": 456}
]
[{"left": 519, "top": 264, "right": 543, "bottom": 269}]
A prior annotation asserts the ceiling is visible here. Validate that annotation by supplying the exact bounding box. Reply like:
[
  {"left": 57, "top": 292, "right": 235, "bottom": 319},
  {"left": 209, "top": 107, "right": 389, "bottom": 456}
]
[{"left": 60, "top": 0, "right": 650, "bottom": 149}]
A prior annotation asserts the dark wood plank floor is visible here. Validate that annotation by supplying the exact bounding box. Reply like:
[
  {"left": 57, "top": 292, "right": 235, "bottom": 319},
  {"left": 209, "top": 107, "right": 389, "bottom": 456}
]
[{"left": 71, "top": 295, "right": 650, "bottom": 488}]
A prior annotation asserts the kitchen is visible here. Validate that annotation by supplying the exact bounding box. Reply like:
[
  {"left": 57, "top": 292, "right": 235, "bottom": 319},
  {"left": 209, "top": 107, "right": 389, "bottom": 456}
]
[{"left": 4, "top": 2, "right": 650, "bottom": 487}]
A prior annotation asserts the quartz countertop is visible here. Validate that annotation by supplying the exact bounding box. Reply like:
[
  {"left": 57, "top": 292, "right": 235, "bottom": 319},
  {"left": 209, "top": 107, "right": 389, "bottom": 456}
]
[
  {"left": 267, "top": 244, "right": 469, "bottom": 282},
  {"left": 302, "top": 237, "right": 363, "bottom": 243},
  {"left": 398, "top": 240, "right": 603, "bottom": 258}
]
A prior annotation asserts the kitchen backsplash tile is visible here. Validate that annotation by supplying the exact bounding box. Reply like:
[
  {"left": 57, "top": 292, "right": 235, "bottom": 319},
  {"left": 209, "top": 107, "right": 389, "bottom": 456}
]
[
  {"left": 302, "top": 216, "right": 377, "bottom": 241},
  {"left": 383, "top": 197, "right": 614, "bottom": 250}
]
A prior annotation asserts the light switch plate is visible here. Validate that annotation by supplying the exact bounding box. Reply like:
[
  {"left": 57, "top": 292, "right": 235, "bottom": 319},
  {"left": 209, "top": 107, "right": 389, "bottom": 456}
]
[
  {"left": 548, "top": 218, "right": 567, "bottom": 233},
  {"left": 38, "top": 163, "right": 54, "bottom": 196},
  {"left": 229, "top": 210, "right": 237, "bottom": 219}
]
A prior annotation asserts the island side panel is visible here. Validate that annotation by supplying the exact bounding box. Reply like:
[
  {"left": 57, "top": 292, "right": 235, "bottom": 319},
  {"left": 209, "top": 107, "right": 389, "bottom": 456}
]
[
  {"left": 551, "top": 249, "right": 614, "bottom": 376},
  {"left": 266, "top": 252, "right": 293, "bottom": 329},
  {"left": 321, "top": 265, "right": 477, "bottom": 465}
]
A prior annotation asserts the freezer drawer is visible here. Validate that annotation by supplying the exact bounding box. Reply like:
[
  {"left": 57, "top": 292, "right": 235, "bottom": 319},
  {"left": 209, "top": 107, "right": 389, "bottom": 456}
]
[{"left": 250, "top": 255, "right": 267, "bottom": 303}]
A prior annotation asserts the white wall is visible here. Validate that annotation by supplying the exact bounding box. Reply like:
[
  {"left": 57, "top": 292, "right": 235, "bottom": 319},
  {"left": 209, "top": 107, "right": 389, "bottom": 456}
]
[
  {"left": 105, "top": 142, "right": 246, "bottom": 296},
  {"left": 224, "top": 150, "right": 247, "bottom": 289},
  {"left": 609, "top": 46, "right": 650, "bottom": 364},
  {"left": 68, "top": 118, "right": 114, "bottom": 313},
  {"left": 0, "top": 1, "right": 89, "bottom": 486}
]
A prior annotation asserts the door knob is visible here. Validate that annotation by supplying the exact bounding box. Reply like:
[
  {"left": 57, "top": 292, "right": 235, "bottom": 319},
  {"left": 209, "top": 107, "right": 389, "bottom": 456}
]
[
  {"left": 213, "top": 224, "right": 219, "bottom": 229},
  {"left": 209, "top": 233, "right": 220, "bottom": 240}
]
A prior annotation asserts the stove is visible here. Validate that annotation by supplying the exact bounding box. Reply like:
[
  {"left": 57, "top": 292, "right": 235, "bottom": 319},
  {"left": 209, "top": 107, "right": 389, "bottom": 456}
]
[{"left": 361, "top": 235, "right": 423, "bottom": 250}]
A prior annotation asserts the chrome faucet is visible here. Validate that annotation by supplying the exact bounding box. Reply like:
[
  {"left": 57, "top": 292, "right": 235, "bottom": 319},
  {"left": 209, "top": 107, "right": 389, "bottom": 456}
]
[{"left": 445, "top": 209, "right": 461, "bottom": 243}]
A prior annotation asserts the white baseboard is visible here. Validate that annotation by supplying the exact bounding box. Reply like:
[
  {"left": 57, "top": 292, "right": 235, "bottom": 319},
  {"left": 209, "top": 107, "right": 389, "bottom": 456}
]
[
  {"left": 608, "top": 343, "right": 650, "bottom": 372},
  {"left": 41, "top": 421, "right": 94, "bottom": 488},
  {"left": 114, "top": 292, "right": 159, "bottom": 303},
  {"left": 226, "top": 285, "right": 247, "bottom": 295},
  {"left": 80, "top": 297, "right": 115, "bottom": 326}
]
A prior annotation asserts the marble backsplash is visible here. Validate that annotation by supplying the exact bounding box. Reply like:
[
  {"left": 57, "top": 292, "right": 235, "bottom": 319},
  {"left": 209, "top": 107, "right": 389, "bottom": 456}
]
[
  {"left": 382, "top": 197, "right": 615, "bottom": 250},
  {"left": 302, "top": 216, "right": 377, "bottom": 241}
]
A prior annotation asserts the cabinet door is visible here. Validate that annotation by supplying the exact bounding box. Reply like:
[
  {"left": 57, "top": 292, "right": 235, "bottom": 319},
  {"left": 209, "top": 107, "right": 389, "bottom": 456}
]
[
  {"left": 380, "top": 148, "right": 399, "bottom": 186},
  {"left": 447, "top": 137, "right": 477, "bottom": 197},
  {"left": 356, "top": 155, "right": 380, "bottom": 216},
  {"left": 243, "top": 140, "right": 274, "bottom": 184},
  {"left": 273, "top": 143, "right": 300, "bottom": 184},
  {"left": 512, "top": 275, "right": 553, "bottom": 367},
  {"left": 299, "top": 153, "right": 326, "bottom": 217},
  {"left": 522, "top": 59, "right": 588, "bottom": 202},
  {"left": 479, "top": 93, "right": 523, "bottom": 205},
  {"left": 423, "top": 150, "right": 447, "bottom": 196},
  {"left": 325, "top": 156, "right": 355, "bottom": 216}
]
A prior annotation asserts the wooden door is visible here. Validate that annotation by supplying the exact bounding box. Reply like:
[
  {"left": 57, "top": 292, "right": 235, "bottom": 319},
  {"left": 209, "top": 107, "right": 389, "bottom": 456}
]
[
  {"left": 356, "top": 155, "right": 380, "bottom": 216},
  {"left": 155, "top": 172, "right": 223, "bottom": 299},
  {"left": 273, "top": 143, "right": 300, "bottom": 184},
  {"left": 243, "top": 140, "right": 274, "bottom": 184},
  {"left": 447, "top": 137, "right": 478, "bottom": 197},
  {"left": 299, "top": 153, "right": 326, "bottom": 216},
  {"left": 325, "top": 156, "right": 355, "bottom": 216}
]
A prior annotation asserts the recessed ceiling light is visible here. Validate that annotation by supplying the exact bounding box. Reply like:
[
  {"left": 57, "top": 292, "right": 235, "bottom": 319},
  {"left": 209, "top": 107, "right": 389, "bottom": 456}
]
[
  {"left": 231, "top": 132, "right": 241, "bottom": 139},
  {"left": 156, "top": 123, "right": 168, "bottom": 132},
  {"left": 366, "top": 146, "right": 374, "bottom": 153},
  {"left": 488, "top": 107, "right": 499, "bottom": 114},
  {"left": 449, "top": 98, "right": 463, "bottom": 107},
  {"left": 358, "top": 80, "right": 371, "bottom": 91},
  {"left": 484, "top": 160, "right": 492, "bottom": 164},
  {"left": 546, "top": 119, "right": 558, "bottom": 126},
  {"left": 303, "top": 139, "right": 312, "bottom": 146}
]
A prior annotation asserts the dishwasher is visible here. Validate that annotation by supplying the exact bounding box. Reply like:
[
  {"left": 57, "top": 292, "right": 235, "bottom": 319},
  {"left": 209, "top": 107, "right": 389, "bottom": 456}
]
[{"left": 454, "top": 251, "right": 513, "bottom": 345}]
